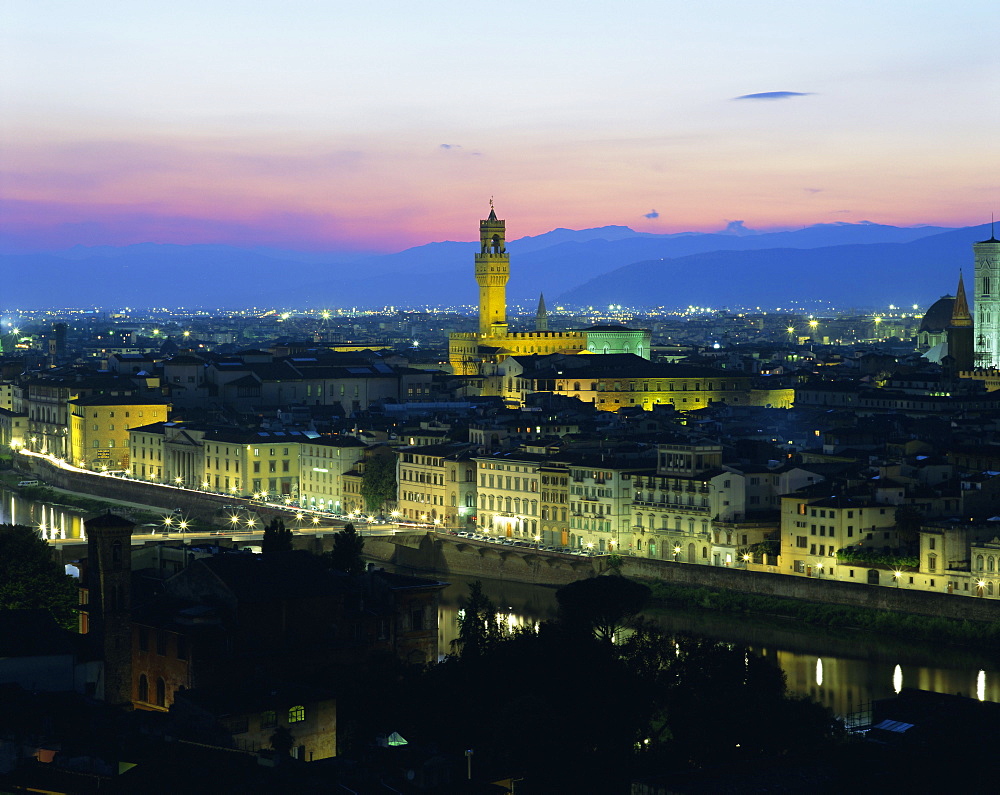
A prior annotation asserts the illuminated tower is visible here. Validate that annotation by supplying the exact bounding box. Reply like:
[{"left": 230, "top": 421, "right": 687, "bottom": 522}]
[
  {"left": 475, "top": 203, "right": 509, "bottom": 337},
  {"left": 973, "top": 224, "right": 1000, "bottom": 368}
]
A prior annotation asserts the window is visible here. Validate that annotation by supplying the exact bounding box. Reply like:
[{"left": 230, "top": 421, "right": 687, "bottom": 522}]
[
  {"left": 260, "top": 710, "right": 277, "bottom": 729},
  {"left": 288, "top": 705, "right": 306, "bottom": 723},
  {"left": 411, "top": 608, "right": 425, "bottom": 631},
  {"left": 156, "top": 677, "right": 166, "bottom": 707},
  {"left": 156, "top": 630, "right": 168, "bottom": 656},
  {"left": 138, "top": 674, "right": 148, "bottom": 702}
]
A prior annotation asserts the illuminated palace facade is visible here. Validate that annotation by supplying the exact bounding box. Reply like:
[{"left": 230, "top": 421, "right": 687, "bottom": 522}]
[{"left": 448, "top": 207, "right": 651, "bottom": 378}]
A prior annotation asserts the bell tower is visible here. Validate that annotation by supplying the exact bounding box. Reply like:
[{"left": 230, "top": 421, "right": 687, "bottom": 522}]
[
  {"left": 973, "top": 223, "right": 1000, "bottom": 368},
  {"left": 475, "top": 202, "right": 509, "bottom": 337}
]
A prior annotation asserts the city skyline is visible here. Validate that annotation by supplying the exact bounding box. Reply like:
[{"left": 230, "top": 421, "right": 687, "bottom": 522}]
[{"left": 3, "top": 1, "right": 998, "bottom": 253}]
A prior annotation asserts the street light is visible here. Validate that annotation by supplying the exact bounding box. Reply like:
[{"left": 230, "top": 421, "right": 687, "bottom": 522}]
[
  {"left": 892, "top": 570, "right": 903, "bottom": 588},
  {"left": 816, "top": 562, "right": 824, "bottom": 579},
  {"left": 673, "top": 545, "right": 681, "bottom": 562}
]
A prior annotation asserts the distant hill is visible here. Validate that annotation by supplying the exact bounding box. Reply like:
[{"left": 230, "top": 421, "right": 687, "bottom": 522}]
[
  {"left": 0, "top": 222, "right": 971, "bottom": 309},
  {"left": 557, "top": 225, "right": 993, "bottom": 309}
]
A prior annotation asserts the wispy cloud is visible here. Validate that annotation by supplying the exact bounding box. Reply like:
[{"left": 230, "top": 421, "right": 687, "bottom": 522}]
[
  {"left": 439, "top": 143, "right": 461, "bottom": 150},
  {"left": 644, "top": 209, "right": 659, "bottom": 219},
  {"left": 733, "top": 91, "right": 813, "bottom": 101},
  {"left": 804, "top": 188, "right": 823, "bottom": 194}
]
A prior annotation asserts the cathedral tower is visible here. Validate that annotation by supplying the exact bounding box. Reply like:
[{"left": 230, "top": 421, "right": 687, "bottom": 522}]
[
  {"left": 973, "top": 225, "right": 1000, "bottom": 368},
  {"left": 475, "top": 203, "right": 509, "bottom": 337},
  {"left": 947, "top": 271, "right": 974, "bottom": 374}
]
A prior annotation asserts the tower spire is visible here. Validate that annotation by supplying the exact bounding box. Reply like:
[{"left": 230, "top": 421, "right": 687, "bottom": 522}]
[
  {"left": 535, "top": 293, "right": 549, "bottom": 332},
  {"left": 951, "top": 270, "right": 972, "bottom": 327}
]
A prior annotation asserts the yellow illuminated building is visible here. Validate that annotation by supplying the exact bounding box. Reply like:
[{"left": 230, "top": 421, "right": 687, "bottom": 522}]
[
  {"left": 449, "top": 205, "right": 651, "bottom": 379},
  {"left": 70, "top": 396, "right": 169, "bottom": 471}
]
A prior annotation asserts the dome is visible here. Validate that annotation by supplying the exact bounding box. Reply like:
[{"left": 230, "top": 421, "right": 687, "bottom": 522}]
[{"left": 919, "top": 295, "right": 955, "bottom": 333}]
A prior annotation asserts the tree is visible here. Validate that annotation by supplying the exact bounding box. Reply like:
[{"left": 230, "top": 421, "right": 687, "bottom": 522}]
[
  {"left": 0, "top": 524, "right": 78, "bottom": 630},
  {"left": 360, "top": 453, "right": 396, "bottom": 514},
  {"left": 328, "top": 523, "right": 365, "bottom": 574},
  {"left": 452, "top": 580, "right": 504, "bottom": 659},
  {"left": 556, "top": 575, "right": 650, "bottom": 643},
  {"left": 894, "top": 504, "right": 924, "bottom": 547},
  {"left": 261, "top": 518, "right": 293, "bottom": 554}
]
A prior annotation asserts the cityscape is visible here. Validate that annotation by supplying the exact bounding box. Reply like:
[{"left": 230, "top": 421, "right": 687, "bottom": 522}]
[{"left": 3, "top": 1, "right": 1000, "bottom": 792}]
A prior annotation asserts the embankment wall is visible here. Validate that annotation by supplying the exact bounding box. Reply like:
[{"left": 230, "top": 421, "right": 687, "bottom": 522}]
[{"left": 373, "top": 533, "right": 1000, "bottom": 624}]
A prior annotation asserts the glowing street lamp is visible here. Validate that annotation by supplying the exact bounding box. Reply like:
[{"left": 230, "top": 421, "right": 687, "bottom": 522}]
[
  {"left": 673, "top": 545, "right": 681, "bottom": 562},
  {"left": 893, "top": 570, "right": 902, "bottom": 588},
  {"left": 229, "top": 515, "right": 241, "bottom": 528},
  {"left": 311, "top": 515, "right": 320, "bottom": 525},
  {"left": 177, "top": 520, "right": 189, "bottom": 532},
  {"left": 163, "top": 516, "right": 173, "bottom": 529},
  {"left": 245, "top": 517, "right": 257, "bottom": 529}
]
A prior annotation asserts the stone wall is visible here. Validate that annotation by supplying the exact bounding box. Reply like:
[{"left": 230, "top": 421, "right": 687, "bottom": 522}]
[{"left": 375, "top": 532, "right": 1000, "bottom": 624}]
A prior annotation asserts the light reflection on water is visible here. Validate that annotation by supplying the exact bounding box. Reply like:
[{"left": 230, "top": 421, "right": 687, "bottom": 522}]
[
  {"left": 435, "top": 572, "right": 1000, "bottom": 715},
  {"left": 1, "top": 488, "right": 86, "bottom": 540}
]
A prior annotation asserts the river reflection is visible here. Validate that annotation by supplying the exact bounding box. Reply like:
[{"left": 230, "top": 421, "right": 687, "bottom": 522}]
[
  {"left": 434, "top": 572, "right": 1000, "bottom": 716},
  {"left": 0, "top": 487, "right": 85, "bottom": 540}
]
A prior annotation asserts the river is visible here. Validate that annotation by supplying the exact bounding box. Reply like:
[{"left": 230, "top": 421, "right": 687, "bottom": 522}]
[
  {"left": 6, "top": 485, "right": 999, "bottom": 718},
  {"left": 0, "top": 486, "right": 87, "bottom": 540},
  {"left": 434, "top": 571, "right": 1000, "bottom": 718}
]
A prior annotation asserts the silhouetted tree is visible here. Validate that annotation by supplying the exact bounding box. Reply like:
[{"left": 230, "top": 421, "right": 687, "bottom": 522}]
[
  {"left": 452, "top": 580, "right": 504, "bottom": 659},
  {"left": 556, "top": 575, "right": 651, "bottom": 642},
  {"left": 328, "top": 523, "right": 365, "bottom": 574},
  {"left": 0, "top": 524, "right": 77, "bottom": 630},
  {"left": 261, "top": 518, "right": 293, "bottom": 555},
  {"left": 895, "top": 504, "right": 924, "bottom": 547},
  {"left": 269, "top": 725, "right": 293, "bottom": 757},
  {"left": 360, "top": 454, "right": 396, "bottom": 513}
]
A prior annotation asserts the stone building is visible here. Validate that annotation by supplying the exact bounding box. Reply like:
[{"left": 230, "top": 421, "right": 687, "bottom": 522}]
[{"left": 448, "top": 206, "right": 650, "bottom": 379}]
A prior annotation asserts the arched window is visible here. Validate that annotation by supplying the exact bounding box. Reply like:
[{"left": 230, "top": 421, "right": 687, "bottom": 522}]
[
  {"left": 990, "top": 582, "right": 996, "bottom": 597},
  {"left": 155, "top": 677, "right": 166, "bottom": 707},
  {"left": 990, "top": 557, "right": 996, "bottom": 572},
  {"left": 573, "top": 382, "right": 580, "bottom": 392},
  {"left": 138, "top": 674, "right": 148, "bottom": 702},
  {"left": 288, "top": 705, "right": 306, "bottom": 723},
  {"left": 977, "top": 555, "right": 985, "bottom": 571}
]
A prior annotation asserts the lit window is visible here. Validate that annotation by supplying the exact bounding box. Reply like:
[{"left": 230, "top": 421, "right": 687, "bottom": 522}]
[{"left": 288, "top": 705, "right": 306, "bottom": 723}]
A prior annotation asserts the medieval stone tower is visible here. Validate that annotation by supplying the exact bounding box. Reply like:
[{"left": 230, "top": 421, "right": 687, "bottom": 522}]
[
  {"left": 475, "top": 204, "right": 509, "bottom": 336},
  {"left": 85, "top": 511, "right": 135, "bottom": 707}
]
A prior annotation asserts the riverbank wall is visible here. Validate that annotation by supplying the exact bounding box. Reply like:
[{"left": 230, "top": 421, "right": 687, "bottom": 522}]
[{"left": 369, "top": 532, "right": 1000, "bottom": 625}]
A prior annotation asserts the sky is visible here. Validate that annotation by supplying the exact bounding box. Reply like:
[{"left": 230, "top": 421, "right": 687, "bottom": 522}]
[{"left": 2, "top": 0, "right": 998, "bottom": 253}]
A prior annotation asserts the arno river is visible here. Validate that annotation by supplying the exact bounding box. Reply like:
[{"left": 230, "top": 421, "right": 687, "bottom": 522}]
[
  {"left": 6, "top": 486, "right": 1000, "bottom": 718},
  {"left": 436, "top": 573, "right": 1000, "bottom": 719}
]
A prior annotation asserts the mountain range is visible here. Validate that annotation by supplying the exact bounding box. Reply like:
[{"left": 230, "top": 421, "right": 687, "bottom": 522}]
[{"left": 1, "top": 222, "right": 990, "bottom": 311}]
